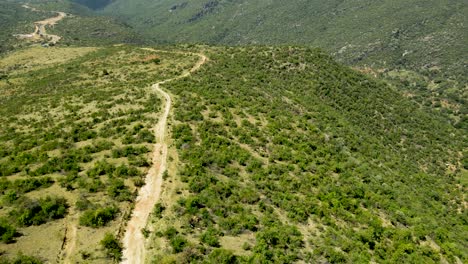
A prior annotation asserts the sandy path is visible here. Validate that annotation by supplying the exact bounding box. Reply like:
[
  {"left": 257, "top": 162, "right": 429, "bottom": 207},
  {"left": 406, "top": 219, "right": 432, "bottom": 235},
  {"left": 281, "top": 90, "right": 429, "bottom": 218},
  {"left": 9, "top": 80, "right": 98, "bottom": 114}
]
[
  {"left": 15, "top": 5, "right": 67, "bottom": 44},
  {"left": 121, "top": 49, "right": 207, "bottom": 264}
]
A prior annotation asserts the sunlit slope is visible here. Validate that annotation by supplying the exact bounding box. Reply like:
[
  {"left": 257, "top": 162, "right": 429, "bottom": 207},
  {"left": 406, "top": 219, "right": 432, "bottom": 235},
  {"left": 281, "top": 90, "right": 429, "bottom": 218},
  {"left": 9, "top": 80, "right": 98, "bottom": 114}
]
[
  {"left": 0, "top": 45, "right": 198, "bottom": 263},
  {"left": 102, "top": 0, "right": 467, "bottom": 73},
  {"left": 145, "top": 46, "right": 466, "bottom": 263}
]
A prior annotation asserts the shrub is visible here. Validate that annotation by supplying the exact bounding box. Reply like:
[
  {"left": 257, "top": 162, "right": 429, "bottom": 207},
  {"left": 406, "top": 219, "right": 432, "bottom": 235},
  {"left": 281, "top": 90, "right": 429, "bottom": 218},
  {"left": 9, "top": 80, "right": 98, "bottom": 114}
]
[
  {"left": 200, "top": 228, "right": 220, "bottom": 247},
  {"left": 100, "top": 233, "right": 122, "bottom": 261},
  {"left": 107, "top": 179, "right": 132, "bottom": 202},
  {"left": 170, "top": 235, "right": 188, "bottom": 253},
  {"left": 153, "top": 203, "right": 165, "bottom": 218},
  {"left": 79, "top": 206, "right": 118, "bottom": 228},
  {"left": 87, "top": 160, "right": 115, "bottom": 177},
  {"left": 11, "top": 196, "right": 68, "bottom": 226},
  {"left": 75, "top": 196, "right": 92, "bottom": 211},
  {"left": 206, "top": 249, "right": 237, "bottom": 264},
  {"left": 0, "top": 219, "right": 17, "bottom": 243},
  {"left": 0, "top": 253, "right": 43, "bottom": 264}
]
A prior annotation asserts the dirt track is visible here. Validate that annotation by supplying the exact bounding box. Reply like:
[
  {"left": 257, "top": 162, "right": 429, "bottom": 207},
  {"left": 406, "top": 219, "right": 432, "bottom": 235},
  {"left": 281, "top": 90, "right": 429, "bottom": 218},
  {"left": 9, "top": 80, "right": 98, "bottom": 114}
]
[
  {"left": 121, "top": 49, "right": 207, "bottom": 264},
  {"left": 15, "top": 5, "right": 66, "bottom": 44}
]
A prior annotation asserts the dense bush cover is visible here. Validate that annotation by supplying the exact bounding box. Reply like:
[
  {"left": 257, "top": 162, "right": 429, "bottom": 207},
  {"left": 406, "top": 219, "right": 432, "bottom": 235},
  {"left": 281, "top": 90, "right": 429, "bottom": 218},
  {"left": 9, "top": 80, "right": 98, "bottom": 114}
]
[{"left": 149, "top": 46, "right": 466, "bottom": 263}]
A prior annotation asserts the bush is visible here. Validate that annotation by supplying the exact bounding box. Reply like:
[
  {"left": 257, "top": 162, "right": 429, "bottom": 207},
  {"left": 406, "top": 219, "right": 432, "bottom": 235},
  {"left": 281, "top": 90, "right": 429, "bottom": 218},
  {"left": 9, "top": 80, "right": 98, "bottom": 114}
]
[
  {"left": 200, "top": 228, "right": 220, "bottom": 247},
  {"left": 170, "top": 235, "right": 188, "bottom": 253},
  {"left": 107, "top": 179, "right": 132, "bottom": 202},
  {"left": 100, "top": 233, "right": 122, "bottom": 261},
  {"left": 153, "top": 203, "right": 165, "bottom": 218},
  {"left": 87, "top": 160, "right": 115, "bottom": 177},
  {"left": 205, "top": 249, "right": 237, "bottom": 264},
  {"left": 0, "top": 219, "right": 17, "bottom": 243},
  {"left": 11, "top": 196, "right": 68, "bottom": 226},
  {"left": 79, "top": 206, "right": 118, "bottom": 228},
  {"left": 75, "top": 196, "right": 92, "bottom": 211}
]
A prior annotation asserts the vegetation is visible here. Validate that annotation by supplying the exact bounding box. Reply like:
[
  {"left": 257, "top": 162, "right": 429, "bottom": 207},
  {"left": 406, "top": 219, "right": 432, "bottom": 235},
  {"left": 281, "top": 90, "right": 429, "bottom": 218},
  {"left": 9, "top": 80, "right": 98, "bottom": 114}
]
[
  {"left": 0, "top": 1, "right": 48, "bottom": 54},
  {"left": 0, "top": 253, "right": 43, "bottom": 264},
  {"left": 102, "top": 0, "right": 467, "bottom": 73},
  {"left": 100, "top": 0, "right": 467, "bottom": 125},
  {"left": 147, "top": 46, "right": 466, "bottom": 263},
  {"left": 100, "top": 233, "right": 123, "bottom": 261},
  {"left": 0, "top": 45, "right": 198, "bottom": 261},
  {"left": 0, "top": 219, "right": 17, "bottom": 244},
  {"left": 0, "top": 2, "right": 465, "bottom": 261},
  {"left": 10, "top": 196, "right": 68, "bottom": 226},
  {"left": 79, "top": 206, "right": 118, "bottom": 227}
]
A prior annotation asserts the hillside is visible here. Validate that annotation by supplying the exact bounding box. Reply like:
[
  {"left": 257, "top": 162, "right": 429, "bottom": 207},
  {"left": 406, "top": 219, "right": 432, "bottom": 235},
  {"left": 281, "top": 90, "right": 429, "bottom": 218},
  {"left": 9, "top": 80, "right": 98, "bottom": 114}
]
[
  {"left": 0, "top": 0, "right": 144, "bottom": 50},
  {"left": 0, "top": 1, "right": 49, "bottom": 53},
  {"left": 0, "top": 43, "right": 465, "bottom": 263},
  {"left": 97, "top": 0, "right": 468, "bottom": 131},
  {"left": 0, "top": 1, "right": 466, "bottom": 263},
  {"left": 143, "top": 45, "right": 466, "bottom": 263},
  {"left": 100, "top": 0, "right": 467, "bottom": 72},
  {"left": 0, "top": 45, "right": 199, "bottom": 263}
]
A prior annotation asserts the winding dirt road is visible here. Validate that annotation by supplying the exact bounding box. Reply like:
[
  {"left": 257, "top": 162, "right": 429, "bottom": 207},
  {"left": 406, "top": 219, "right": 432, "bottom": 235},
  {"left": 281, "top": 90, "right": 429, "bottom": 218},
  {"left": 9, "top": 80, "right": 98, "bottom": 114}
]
[
  {"left": 121, "top": 49, "right": 207, "bottom": 264},
  {"left": 15, "top": 5, "right": 66, "bottom": 44}
]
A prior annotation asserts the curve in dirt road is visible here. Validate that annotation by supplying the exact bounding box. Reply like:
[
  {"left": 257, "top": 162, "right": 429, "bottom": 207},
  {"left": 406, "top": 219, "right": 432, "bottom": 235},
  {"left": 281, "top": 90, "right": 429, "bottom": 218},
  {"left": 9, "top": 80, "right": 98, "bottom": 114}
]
[
  {"left": 121, "top": 49, "right": 207, "bottom": 264},
  {"left": 15, "top": 5, "right": 67, "bottom": 45}
]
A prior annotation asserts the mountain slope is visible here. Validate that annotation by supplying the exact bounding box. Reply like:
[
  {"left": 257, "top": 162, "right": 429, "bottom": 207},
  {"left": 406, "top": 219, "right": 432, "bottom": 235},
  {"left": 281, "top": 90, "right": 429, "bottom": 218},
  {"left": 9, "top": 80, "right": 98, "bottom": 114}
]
[
  {"left": 0, "top": 45, "right": 200, "bottom": 262},
  {"left": 0, "top": 1, "right": 49, "bottom": 53},
  {"left": 144, "top": 46, "right": 466, "bottom": 263},
  {"left": 101, "top": 0, "right": 467, "bottom": 73},
  {"left": 0, "top": 0, "right": 145, "bottom": 48}
]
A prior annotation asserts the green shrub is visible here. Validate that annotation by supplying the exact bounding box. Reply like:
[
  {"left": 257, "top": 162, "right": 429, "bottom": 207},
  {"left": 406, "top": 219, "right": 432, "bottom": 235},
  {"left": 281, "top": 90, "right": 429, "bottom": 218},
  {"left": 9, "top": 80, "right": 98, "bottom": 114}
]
[
  {"left": 152, "top": 203, "right": 165, "bottom": 218},
  {"left": 75, "top": 196, "right": 92, "bottom": 211},
  {"left": 200, "top": 228, "right": 220, "bottom": 247},
  {"left": 10, "top": 196, "right": 68, "bottom": 226},
  {"left": 205, "top": 249, "right": 237, "bottom": 264},
  {"left": 0, "top": 253, "right": 43, "bottom": 264},
  {"left": 100, "top": 233, "right": 122, "bottom": 261},
  {"left": 170, "top": 235, "right": 188, "bottom": 253},
  {"left": 107, "top": 179, "right": 132, "bottom": 201},
  {"left": 0, "top": 219, "right": 17, "bottom": 243},
  {"left": 79, "top": 206, "right": 118, "bottom": 228}
]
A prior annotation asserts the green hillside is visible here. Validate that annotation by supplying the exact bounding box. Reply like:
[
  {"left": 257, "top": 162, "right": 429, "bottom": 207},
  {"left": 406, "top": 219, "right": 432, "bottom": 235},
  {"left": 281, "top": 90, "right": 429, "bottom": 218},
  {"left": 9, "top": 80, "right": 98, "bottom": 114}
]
[
  {"left": 99, "top": 0, "right": 468, "bottom": 129},
  {"left": 0, "top": 1, "right": 466, "bottom": 263},
  {"left": 0, "top": 45, "right": 198, "bottom": 262},
  {"left": 0, "top": 0, "right": 145, "bottom": 49},
  {"left": 145, "top": 46, "right": 467, "bottom": 263},
  {"left": 0, "top": 1, "right": 48, "bottom": 53},
  {"left": 101, "top": 0, "right": 467, "bottom": 72},
  {"left": 0, "top": 44, "right": 465, "bottom": 263}
]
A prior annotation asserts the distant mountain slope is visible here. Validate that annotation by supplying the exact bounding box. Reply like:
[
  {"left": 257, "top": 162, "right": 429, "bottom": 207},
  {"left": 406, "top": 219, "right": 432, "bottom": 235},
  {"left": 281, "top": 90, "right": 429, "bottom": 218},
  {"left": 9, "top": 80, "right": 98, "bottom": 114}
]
[
  {"left": 101, "top": 0, "right": 467, "bottom": 74},
  {"left": 0, "top": 1, "right": 49, "bottom": 53},
  {"left": 0, "top": 0, "right": 145, "bottom": 49}
]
